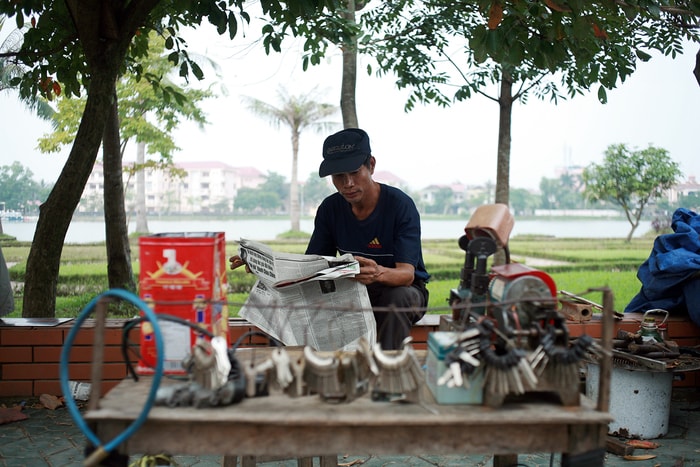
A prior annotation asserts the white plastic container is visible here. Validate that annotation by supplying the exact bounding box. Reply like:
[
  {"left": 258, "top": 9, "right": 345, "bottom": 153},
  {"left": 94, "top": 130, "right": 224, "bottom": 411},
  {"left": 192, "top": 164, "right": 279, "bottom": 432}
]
[{"left": 586, "top": 363, "right": 673, "bottom": 439}]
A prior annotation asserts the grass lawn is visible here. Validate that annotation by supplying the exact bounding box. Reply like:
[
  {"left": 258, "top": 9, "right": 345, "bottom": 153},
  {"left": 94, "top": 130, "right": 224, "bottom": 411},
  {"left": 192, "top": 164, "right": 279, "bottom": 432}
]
[{"left": 1, "top": 234, "right": 655, "bottom": 318}]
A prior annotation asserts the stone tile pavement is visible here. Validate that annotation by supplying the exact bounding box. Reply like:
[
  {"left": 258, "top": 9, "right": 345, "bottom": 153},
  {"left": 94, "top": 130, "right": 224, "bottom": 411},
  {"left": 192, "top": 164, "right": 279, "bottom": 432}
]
[{"left": 0, "top": 388, "right": 698, "bottom": 467}]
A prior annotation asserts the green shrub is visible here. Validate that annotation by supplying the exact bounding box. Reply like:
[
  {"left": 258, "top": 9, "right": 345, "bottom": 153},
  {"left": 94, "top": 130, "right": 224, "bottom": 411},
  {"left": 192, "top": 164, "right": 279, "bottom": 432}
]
[{"left": 4, "top": 237, "right": 652, "bottom": 318}]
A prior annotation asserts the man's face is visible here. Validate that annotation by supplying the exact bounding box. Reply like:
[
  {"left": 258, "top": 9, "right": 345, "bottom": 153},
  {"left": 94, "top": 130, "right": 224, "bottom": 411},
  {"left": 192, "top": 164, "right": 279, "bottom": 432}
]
[{"left": 330, "top": 157, "right": 375, "bottom": 205}]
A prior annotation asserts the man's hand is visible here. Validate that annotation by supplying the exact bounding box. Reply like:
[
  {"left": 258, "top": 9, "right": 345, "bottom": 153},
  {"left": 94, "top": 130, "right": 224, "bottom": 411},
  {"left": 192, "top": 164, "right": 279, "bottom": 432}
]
[
  {"left": 354, "top": 256, "right": 415, "bottom": 287},
  {"left": 354, "top": 256, "right": 382, "bottom": 285},
  {"left": 229, "top": 255, "right": 251, "bottom": 273}
]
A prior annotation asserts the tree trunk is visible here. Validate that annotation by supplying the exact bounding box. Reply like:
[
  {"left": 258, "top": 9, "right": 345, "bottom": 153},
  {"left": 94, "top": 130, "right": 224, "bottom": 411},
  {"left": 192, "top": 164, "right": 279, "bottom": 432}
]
[
  {"left": 23, "top": 72, "right": 116, "bottom": 317},
  {"left": 290, "top": 128, "right": 301, "bottom": 232},
  {"left": 340, "top": 0, "right": 359, "bottom": 128},
  {"left": 625, "top": 204, "right": 644, "bottom": 243},
  {"left": 22, "top": 0, "right": 154, "bottom": 317},
  {"left": 495, "top": 71, "right": 513, "bottom": 207},
  {"left": 135, "top": 141, "right": 149, "bottom": 234},
  {"left": 493, "top": 71, "right": 514, "bottom": 266},
  {"left": 103, "top": 93, "right": 135, "bottom": 291}
]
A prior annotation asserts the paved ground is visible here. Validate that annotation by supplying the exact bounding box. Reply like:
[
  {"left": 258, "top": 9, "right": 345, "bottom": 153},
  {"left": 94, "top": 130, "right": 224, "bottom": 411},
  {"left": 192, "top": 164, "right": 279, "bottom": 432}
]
[{"left": 0, "top": 388, "right": 699, "bottom": 467}]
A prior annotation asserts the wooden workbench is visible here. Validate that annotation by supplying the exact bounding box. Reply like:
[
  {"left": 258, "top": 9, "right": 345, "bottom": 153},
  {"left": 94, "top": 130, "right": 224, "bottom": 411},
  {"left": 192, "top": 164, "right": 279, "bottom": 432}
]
[
  {"left": 83, "top": 291, "right": 615, "bottom": 467},
  {"left": 84, "top": 368, "right": 611, "bottom": 467}
]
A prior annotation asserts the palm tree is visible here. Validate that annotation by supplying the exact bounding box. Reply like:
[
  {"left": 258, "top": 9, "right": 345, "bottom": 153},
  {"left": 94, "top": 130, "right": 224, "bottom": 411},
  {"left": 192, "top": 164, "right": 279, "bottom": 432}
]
[
  {"left": 0, "top": 19, "right": 54, "bottom": 120},
  {"left": 242, "top": 87, "right": 337, "bottom": 232},
  {"left": 1, "top": 19, "right": 55, "bottom": 238}
]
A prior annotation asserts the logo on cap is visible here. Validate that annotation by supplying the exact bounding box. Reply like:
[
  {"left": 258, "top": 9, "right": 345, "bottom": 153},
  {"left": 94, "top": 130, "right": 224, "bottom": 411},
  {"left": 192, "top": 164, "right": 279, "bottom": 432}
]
[{"left": 327, "top": 144, "right": 357, "bottom": 155}]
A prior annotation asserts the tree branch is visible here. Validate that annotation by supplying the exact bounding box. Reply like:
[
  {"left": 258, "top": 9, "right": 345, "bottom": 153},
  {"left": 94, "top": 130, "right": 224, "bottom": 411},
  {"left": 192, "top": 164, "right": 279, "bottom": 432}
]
[{"left": 0, "top": 34, "right": 78, "bottom": 61}]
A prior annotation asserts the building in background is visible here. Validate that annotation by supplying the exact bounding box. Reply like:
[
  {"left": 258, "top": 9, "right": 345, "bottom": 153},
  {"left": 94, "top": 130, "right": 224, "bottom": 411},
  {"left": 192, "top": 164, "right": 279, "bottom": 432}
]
[
  {"left": 78, "top": 161, "right": 699, "bottom": 218},
  {"left": 79, "top": 162, "right": 265, "bottom": 215}
]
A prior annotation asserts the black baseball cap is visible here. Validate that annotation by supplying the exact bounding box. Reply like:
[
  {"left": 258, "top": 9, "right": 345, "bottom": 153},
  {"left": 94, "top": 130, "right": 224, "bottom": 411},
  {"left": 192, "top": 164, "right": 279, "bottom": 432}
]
[{"left": 319, "top": 128, "right": 372, "bottom": 177}]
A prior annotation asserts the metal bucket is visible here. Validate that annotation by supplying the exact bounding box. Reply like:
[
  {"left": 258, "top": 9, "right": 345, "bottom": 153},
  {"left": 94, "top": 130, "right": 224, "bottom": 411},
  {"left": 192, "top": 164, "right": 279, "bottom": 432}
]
[{"left": 586, "top": 363, "right": 673, "bottom": 439}]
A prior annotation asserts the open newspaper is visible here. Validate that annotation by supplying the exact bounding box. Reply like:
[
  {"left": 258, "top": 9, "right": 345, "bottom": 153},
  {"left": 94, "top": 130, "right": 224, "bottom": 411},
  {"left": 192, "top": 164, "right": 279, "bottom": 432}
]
[{"left": 237, "top": 239, "right": 376, "bottom": 351}]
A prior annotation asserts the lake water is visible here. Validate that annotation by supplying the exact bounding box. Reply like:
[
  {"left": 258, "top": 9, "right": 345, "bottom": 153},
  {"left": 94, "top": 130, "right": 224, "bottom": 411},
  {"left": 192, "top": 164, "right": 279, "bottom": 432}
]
[{"left": 2, "top": 218, "right": 653, "bottom": 244}]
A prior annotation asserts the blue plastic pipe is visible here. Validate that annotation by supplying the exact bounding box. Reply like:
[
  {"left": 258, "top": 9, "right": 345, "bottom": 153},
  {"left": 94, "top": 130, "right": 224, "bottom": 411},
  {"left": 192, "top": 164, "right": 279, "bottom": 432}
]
[{"left": 59, "top": 289, "right": 164, "bottom": 465}]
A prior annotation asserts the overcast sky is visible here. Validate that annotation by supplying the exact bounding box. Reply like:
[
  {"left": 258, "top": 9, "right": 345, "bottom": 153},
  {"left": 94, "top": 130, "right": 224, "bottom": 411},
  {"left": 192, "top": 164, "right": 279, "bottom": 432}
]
[{"left": 1, "top": 21, "right": 698, "bottom": 192}]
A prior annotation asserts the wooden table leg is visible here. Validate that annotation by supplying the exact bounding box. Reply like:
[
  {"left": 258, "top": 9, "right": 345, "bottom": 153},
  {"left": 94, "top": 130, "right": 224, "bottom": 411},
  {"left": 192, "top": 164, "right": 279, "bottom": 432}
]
[
  {"left": 319, "top": 455, "right": 338, "bottom": 467},
  {"left": 220, "top": 456, "right": 323, "bottom": 466},
  {"left": 561, "top": 448, "right": 605, "bottom": 467},
  {"left": 494, "top": 454, "right": 517, "bottom": 467}
]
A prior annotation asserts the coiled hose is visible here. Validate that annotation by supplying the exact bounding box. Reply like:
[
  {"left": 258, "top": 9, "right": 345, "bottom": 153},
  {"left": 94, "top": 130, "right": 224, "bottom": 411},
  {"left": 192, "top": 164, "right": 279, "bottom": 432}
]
[{"left": 59, "top": 289, "right": 164, "bottom": 466}]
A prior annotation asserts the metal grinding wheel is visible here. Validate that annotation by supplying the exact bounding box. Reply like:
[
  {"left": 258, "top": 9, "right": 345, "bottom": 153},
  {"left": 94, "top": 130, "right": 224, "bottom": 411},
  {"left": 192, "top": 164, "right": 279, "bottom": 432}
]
[{"left": 489, "top": 274, "right": 554, "bottom": 333}]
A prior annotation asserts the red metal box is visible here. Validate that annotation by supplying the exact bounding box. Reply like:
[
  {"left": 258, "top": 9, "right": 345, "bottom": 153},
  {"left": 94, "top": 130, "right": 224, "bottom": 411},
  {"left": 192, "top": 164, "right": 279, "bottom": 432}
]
[{"left": 137, "top": 232, "right": 229, "bottom": 374}]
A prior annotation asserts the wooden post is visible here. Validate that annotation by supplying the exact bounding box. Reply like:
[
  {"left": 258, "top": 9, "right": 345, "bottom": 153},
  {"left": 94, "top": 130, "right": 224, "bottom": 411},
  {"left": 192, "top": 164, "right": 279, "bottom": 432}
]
[
  {"left": 597, "top": 287, "right": 613, "bottom": 414},
  {"left": 88, "top": 298, "right": 108, "bottom": 411}
]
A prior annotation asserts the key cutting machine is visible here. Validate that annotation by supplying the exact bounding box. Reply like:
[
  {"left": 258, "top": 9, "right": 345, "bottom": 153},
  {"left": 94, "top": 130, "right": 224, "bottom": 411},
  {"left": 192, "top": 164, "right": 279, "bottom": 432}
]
[{"left": 436, "top": 204, "right": 602, "bottom": 407}]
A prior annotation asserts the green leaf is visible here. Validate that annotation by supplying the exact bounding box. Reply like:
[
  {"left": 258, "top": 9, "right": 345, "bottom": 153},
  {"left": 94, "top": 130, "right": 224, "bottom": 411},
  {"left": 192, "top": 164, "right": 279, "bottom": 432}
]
[
  {"left": 647, "top": 4, "right": 661, "bottom": 19},
  {"left": 167, "top": 51, "right": 179, "bottom": 65},
  {"left": 635, "top": 49, "right": 652, "bottom": 62},
  {"left": 485, "top": 29, "right": 501, "bottom": 57},
  {"left": 228, "top": 12, "right": 238, "bottom": 39},
  {"left": 507, "top": 41, "right": 525, "bottom": 65},
  {"left": 597, "top": 85, "right": 607, "bottom": 104},
  {"left": 620, "top": 4, "right": 637, "bottom": 21},
  {"left": 191, "top": 61, "right": 204, "bottom": 80}
]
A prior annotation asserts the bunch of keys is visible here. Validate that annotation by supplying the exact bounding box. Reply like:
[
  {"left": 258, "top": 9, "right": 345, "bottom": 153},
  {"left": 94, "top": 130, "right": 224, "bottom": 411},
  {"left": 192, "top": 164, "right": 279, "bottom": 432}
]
[
  {"left": 531, "top": 331, "right": 606, "bottom": 389},
  {"left": 480, "top": 331, "right": 539, "bottom": 397},
  {"left": 372, "top": 337, "right": 424, "bottom": 401},
  {"left": 343, "top": 337, "right": 378, "bottom": 400},
  {"left": 437, "top": 326, "right": 482, "bottom": 389},
  {"left": 242, "top": 356, "right": 274, "bottom": 398},
  {"left": 303, "top": 346, "right": 345, "bottom": 401},
  {"left": 183, "top": 336, "right": 231, "bottom": 391}
]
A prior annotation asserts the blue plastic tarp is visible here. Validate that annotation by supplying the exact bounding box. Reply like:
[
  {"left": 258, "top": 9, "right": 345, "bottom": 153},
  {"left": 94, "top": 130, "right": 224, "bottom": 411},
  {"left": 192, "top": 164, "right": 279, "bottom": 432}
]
[{"left": 625, "top": 208, "right": 700, "bottom": 326}]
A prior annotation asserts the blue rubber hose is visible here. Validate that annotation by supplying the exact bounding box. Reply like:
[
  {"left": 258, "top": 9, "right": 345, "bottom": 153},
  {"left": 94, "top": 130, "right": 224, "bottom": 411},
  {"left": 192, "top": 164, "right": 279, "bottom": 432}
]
[{"left": 59, "top": 288, "right": 164, "bottom": 464}]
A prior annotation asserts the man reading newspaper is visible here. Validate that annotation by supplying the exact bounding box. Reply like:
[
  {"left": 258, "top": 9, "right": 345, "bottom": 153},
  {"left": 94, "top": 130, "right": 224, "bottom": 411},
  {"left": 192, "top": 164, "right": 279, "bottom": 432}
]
[
  {"left": 306, "top": 128, "right": 430, "bottom": 350},
  {"left": 231, "top": 129, "right": 429, "bottom": 351}
]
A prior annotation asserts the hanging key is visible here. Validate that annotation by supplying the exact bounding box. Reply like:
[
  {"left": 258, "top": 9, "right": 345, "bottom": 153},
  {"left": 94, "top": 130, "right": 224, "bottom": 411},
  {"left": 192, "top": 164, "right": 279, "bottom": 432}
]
[
  {"left": 448, "top": 360, "right": 463, "bottom": 388},
  {"left": 458, "top": 349, "right": 480, "bottom": 368},
  {"left": 243, "top": 362, "right": 257, "bottom": 398},
  {"left": 510, "top": 361, "right": 525, "bottom": 395},
  {"left": 287, "top": 355, "right": 307, "bottom": 397},
  {"left": 518, "top": 355, "right": 539, "bottom": 389},
  {"left": 271, "top": 347, "right": 293, "bottom": 390}
]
